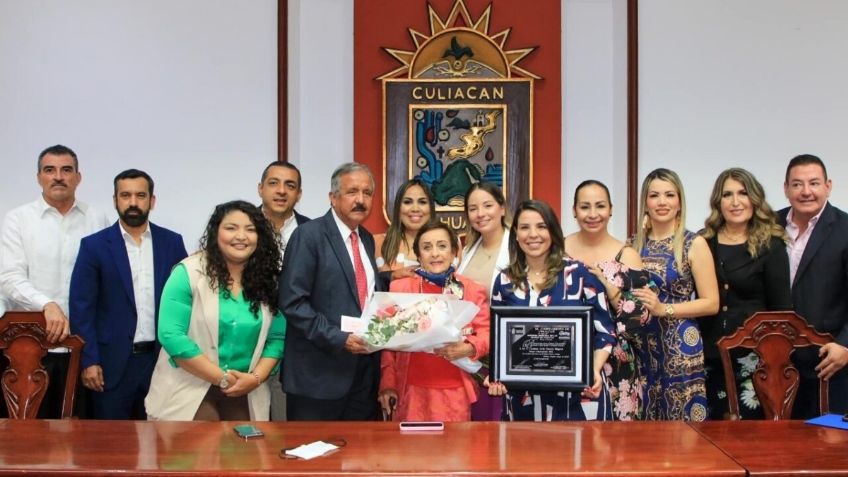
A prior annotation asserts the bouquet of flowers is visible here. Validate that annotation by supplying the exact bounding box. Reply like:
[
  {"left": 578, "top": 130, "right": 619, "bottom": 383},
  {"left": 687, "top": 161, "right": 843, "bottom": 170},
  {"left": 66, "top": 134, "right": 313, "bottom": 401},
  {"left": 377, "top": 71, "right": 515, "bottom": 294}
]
[{"left": 355, "top": 292, "right": 482, "bottom": 373}]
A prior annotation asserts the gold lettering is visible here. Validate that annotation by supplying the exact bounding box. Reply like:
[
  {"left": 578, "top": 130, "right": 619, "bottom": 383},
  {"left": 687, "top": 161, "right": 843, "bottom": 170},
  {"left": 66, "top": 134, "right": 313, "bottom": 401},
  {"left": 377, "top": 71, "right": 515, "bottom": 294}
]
[
  {"left": 493, "top": 87, "right": 504, "bottom": 99},
  {"left": 412, "top": 87, "right": 423, "bottom": 100},
  {"left": 437, "top": 89, "right": 445, "bottom": 100},
  {"left": 453, "top": 88, "right": 464, "bottom": 100},
  {"left": 449, "top": 215, "right": 466, "bottom": 230},
  {"left": 478, "top": 88, "right": 490, "bottom": 100},
  {"left": 425, "top": 88, "right": 435, "bottom": 100},
  {"left": 466, "top": 86, "right": 477, "bottom": 100}
]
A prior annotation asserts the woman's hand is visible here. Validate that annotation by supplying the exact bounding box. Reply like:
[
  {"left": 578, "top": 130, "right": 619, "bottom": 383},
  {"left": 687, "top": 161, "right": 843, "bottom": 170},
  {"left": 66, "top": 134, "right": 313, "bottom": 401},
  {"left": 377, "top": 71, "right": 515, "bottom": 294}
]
[
  {"left": 581, "top": 370, "right": 602, "bottom": 399},
  {"left": 222, "top": 370, "right": 259, "bottom": 397},
  {"left": 391, "top": 266, "right": 417, "bottom": 280},
  {"left": 631, "top": 285, "right": 663, "bottom": 316},
  {"left": 434, "top": 340, "right": 474, "bottom": 361},
  {"left": 586, "top": 264, "right": 607, "bottom": 285},
  {"left": 482, "top": 376, "right": 508, "bottom": 396},
  {"left": 378, "top": 389, "right": 399, "bottom": 416}
]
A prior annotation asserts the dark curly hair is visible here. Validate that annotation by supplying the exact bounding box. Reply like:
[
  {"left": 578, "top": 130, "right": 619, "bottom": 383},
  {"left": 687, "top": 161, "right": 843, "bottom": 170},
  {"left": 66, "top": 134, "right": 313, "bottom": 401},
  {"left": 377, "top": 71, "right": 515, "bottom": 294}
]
[{"left": 198, "top": 200, "right": 280, "bottom": 316}]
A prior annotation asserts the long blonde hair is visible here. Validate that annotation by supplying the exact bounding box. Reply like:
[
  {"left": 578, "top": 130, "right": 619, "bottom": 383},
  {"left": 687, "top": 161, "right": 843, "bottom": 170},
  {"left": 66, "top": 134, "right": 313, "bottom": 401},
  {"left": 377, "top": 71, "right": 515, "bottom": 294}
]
[
  {"left": 633, "top": 168, "right": 687, "bottom": 270},
  {"left": 701, "top": 168, "right": 786, "bottom": 257}
]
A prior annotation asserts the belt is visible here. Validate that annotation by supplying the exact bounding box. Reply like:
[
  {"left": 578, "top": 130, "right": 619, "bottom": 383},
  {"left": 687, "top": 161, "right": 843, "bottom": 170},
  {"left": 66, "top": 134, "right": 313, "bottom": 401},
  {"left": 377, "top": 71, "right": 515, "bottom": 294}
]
[{"left": 132, "top": 341, "right": 156, "bottom": 354}]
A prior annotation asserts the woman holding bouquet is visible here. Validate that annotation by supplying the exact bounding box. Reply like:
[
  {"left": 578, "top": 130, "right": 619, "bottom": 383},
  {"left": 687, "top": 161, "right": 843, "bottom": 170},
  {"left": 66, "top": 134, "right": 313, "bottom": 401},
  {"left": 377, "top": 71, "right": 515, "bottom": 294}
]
[
  {"left": 564, "top": 180, "right": 650, "bottom": 420},
  {"left": 486, "top": 200, "right": 617, "bottom": 421},
  {"left": 378, "top": 222, "right": 490, "bottom": 421}
]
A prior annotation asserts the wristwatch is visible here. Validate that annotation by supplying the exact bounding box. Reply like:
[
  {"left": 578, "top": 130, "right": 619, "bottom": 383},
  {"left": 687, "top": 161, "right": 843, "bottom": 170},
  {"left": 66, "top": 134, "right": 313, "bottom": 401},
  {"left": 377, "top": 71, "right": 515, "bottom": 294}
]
[
  {"left": 218, "top": 373, "right": 230, "bottom": 390},
  {"left": 664, "top": 303, "right": 675, "bottom": 319}
]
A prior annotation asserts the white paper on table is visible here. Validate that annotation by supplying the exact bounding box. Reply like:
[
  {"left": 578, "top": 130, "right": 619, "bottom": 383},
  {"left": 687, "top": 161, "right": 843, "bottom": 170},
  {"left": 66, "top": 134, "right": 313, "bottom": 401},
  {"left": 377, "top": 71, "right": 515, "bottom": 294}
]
[{"left": 284, "top": 441, "right": 340, "bottom": 460}]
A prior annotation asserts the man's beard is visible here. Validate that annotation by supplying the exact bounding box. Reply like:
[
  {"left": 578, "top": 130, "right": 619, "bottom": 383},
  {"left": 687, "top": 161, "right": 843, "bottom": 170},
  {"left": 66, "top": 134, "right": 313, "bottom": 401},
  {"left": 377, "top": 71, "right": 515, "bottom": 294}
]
[{"left": 119, "top": 206, "right": 149, "bottom": 227}]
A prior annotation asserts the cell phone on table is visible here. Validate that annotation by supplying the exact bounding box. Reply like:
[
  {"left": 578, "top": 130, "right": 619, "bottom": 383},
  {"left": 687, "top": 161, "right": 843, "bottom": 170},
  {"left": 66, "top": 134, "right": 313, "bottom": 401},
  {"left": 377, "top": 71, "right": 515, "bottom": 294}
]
[
  {"left": 399, "top": 421, "right": 444, "bottom": 431},
  {"left": 233, "top": 424, "right": 264, "bottom": 439}
]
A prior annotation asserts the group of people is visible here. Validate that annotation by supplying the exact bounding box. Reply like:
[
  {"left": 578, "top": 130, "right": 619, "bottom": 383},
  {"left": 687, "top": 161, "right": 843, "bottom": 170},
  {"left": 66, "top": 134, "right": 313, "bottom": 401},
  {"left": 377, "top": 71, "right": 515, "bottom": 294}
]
[{"left": 0, "top": 145, "right": 845, "bottom": 423}]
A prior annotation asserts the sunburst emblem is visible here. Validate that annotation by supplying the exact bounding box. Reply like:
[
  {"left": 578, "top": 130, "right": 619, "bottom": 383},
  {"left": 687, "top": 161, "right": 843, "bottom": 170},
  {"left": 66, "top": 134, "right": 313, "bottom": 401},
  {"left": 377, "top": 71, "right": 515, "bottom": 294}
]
[{"left": 378, "top": 0, "right": 540, "bottom": 80}]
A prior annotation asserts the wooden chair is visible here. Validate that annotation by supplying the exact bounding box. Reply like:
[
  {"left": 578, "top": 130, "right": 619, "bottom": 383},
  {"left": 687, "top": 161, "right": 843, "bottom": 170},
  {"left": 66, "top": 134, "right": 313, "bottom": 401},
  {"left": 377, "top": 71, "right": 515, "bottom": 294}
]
[
  {"left": 717, "top": 311, "right": 833, "bottom": 420},
  {"left": 0, "top": 311, "right": 84, "bottom": 419}
]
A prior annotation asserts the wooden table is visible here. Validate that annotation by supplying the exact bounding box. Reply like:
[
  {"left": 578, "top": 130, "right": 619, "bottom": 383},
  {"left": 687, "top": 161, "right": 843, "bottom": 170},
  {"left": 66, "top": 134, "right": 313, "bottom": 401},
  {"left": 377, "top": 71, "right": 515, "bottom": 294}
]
[
  {"left": 0, "top": 420, "right": 744, "bottom": 476},
  {"left": 691, "top": 420, "right": 848, "bottom": 476}
]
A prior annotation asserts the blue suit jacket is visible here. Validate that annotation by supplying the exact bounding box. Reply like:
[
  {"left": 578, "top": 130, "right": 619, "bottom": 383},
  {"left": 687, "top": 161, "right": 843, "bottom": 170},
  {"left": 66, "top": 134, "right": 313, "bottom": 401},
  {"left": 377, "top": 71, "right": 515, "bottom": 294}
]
[
  {"left": 70, "top": 222, "right": 187, "bottom": 390},
  {"left": 278, "top": 210, "right": 383, "bottom": 399}
]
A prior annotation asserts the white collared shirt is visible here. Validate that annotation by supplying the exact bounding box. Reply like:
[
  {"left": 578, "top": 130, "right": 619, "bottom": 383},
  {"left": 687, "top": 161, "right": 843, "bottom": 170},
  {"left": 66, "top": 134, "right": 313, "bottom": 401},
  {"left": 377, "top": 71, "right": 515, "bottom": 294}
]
[
  {"left": 119, "top": 222, "right": 156, "bottom": 343},
  {"left": 0, "top": 197, "right": 110, "bottom": 315},
  {"left": 785, "top": 203, "right": 827, "bottom": 285},
  {"left": 331, "top": 209, "right": 375, "bottom": 305},
  {"left": 278, "top": 212, "right": 299, "bottom": 259}
]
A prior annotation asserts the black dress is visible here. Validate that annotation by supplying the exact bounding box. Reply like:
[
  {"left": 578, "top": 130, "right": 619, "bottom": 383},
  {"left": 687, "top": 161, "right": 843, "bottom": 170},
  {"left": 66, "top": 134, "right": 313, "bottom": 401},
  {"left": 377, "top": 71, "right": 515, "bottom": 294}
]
[{"left": 699, "top": 235, "right": 792, "bottom": 420}]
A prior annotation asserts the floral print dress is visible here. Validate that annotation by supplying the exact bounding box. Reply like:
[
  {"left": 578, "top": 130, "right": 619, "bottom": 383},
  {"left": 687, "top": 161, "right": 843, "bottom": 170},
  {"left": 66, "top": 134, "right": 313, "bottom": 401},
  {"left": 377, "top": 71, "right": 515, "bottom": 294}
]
[
  {"left": 636, "top": 232, "right": 709, "bottom": 421},
  {"left": 597, "top": 253, "right": 651, "bottom": 421}
]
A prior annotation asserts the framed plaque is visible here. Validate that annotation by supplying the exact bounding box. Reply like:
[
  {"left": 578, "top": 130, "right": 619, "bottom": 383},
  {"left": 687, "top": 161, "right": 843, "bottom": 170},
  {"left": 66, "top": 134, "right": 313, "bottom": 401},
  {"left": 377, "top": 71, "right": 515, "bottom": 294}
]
[{"left": 490, "top": 306, "right": 593, "bottom": 391}]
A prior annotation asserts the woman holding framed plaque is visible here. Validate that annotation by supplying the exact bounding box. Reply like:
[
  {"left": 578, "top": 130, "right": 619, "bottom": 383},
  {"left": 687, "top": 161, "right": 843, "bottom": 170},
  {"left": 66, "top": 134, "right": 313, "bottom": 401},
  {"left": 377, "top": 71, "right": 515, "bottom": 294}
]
[
  {"left": 377, "top": 221, "right": 490, "bottom": 422},
  {"left": 486, "top": 200, "right": 616, "bottom": 421},
  {"left": 565, "top": 180, "right": 650, "bottom": 421},
  {"left": 630, "top": 168, "right": 719, "bottom": 421}
]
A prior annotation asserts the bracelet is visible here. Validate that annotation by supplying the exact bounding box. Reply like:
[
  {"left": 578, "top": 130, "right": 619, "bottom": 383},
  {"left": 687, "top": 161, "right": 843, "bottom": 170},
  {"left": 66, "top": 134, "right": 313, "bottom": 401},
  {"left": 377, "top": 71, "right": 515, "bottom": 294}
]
[{"left": 249, "top": 371, "right": 262, "bottom": 386}]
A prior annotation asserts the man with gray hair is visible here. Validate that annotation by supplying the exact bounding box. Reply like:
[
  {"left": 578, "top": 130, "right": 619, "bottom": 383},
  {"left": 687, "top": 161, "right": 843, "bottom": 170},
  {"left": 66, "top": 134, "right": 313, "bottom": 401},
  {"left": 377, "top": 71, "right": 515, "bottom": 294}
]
[
  {"left": 278, "top": 162, "right": 383, "bottom": 420},
  {"left": 0, "top": 145, "right": 110, "bottom": 418}
]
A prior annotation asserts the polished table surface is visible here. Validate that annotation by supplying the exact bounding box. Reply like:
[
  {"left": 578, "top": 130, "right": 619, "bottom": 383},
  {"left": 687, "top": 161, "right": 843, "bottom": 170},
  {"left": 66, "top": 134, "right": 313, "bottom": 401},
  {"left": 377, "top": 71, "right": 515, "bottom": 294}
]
[
  {"left": 0, "top": 419, "right": 745, "bottom": 476},
  {"left": 691, "top": 420, "right": 848, "bottom": 476}
]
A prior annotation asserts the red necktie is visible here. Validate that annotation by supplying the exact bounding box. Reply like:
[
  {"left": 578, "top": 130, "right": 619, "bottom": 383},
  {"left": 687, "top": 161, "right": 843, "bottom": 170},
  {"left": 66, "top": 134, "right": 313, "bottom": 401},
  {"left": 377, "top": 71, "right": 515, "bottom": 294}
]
[{"left": 350, "top": 231, "right": 368, "bottom": 309}]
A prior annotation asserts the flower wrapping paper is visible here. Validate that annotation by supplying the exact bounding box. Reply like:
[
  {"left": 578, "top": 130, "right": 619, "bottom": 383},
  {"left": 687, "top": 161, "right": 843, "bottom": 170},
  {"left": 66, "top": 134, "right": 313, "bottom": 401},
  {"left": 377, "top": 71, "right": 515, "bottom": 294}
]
[{"left": 357, "top": 291, "right": 483, "bottom": 373}]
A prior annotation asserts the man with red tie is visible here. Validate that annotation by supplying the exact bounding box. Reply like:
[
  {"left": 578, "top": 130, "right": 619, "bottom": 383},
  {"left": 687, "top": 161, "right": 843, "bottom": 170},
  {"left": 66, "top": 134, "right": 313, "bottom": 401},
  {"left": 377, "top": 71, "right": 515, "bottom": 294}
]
[{"left": 278, "top": 163, "right": 383, "bottom": 420}]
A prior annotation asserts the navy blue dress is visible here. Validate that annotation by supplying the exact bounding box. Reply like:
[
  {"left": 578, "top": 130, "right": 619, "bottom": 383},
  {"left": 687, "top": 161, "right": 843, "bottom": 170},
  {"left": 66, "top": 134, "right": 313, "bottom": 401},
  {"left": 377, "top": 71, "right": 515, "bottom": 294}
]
[{"left": 491, "top": 259, "right": 616, "bottom": 421}]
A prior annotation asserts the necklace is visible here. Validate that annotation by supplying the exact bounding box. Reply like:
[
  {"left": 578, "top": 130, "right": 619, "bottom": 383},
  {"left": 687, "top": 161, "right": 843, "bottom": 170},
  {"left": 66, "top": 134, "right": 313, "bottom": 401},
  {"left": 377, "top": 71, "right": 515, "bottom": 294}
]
[
  {"left": 720, "top": 228, "right": 747, "bottom": 243},
  {"left": 479, "top": 245, "right": 497, "bottom": 260}
]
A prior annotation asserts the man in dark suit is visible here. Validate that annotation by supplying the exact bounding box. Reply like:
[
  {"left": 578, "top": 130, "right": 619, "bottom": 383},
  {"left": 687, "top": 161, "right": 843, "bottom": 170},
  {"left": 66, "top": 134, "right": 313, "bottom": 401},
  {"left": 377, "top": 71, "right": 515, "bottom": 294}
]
[
  {"left": 257, "top": 160, "right": 310, "bottom": 421},
  {"left": 70, "top": 169, "right": 187, "bottom": 419},
  {"left": 778, "top": 154, "right": 848, "bottom": 417},
  {"left": 278, "top": 162, "right": 382, "bottom": 420},
  {"left": 257, "top": 161, "right": 310, "bottom": 258}
]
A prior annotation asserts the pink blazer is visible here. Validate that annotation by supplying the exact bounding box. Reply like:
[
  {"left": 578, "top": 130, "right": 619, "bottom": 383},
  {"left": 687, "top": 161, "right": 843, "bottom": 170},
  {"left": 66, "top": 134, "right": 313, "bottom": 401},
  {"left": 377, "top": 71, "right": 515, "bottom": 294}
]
[{"left": 379, "top": 273, "right": 490, "bottom": 404}]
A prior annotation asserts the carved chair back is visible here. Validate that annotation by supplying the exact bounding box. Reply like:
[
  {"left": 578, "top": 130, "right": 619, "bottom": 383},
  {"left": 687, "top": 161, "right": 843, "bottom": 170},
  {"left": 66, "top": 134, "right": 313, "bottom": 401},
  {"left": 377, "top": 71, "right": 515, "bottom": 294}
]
[
  {"left": 0, "top": 311, "right": 84, "bottom": 419},
  {"left": 717, "top": 311, "right": 832, "bottom": 420}
]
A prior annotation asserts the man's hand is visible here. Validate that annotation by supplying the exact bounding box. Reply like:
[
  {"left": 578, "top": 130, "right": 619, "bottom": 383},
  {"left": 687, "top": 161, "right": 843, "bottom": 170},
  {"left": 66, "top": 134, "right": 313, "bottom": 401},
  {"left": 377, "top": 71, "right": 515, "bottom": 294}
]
[
  {"left": 81, "top": 365, "right": 105, "bottom": 392},
  {"left": 43, "top": 302, "right": 70, "bottom": 343},
  {"left": 816, "top": 342, "right": 848, "bottom": 380},
  {"left": 344, "top": 334, "right": 371, "bottom": 354}
]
